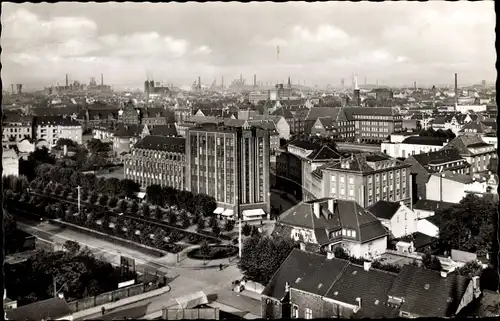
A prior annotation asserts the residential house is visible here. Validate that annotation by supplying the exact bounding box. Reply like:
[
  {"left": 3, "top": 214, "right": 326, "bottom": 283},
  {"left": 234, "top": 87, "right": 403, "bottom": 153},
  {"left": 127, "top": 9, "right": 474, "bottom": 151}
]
[
  {"left": 277, "top": 198, "right": 389, "bottom": 258},
  {"left": 425, "top": 172, "right": 497, "bottom": 204},
  {"left": 118, "top": 101, "right": 141, "bottom": 125},
  {"left": 262, "top": 249, "right": 480, "bottom": 319},
  {"left": 305, "top": 107, "right": 355, "bottom": 139},
  {"left": 285, "top": 139, "right": 343, "bottom": 200},
  {"left": 344, "top": 107, "right": 403, "bottom": 143},
  {"left": 319, "top": 153, "right": 412, "bottom": 208},
  {"left": 112, "top": 123, "right": 149, "bottom": 157},
  {"left": 149, "top": 124, "right": 179, "bottom": 137},
  {"left": 381, "top": 136, "right": 448, "bottom": 159},
  {"left": 405, "top": 148, "right": 471, "bottom": 201},
  {"left": 2, "top": 114, "right": 34, "bottom": 143},
  {"left": 444, "top": 134, "right": 496, "bottom": 173},
  {"left": 124, "top": 135, "right": 186, "bottom": 189},
  {"left": 387, "top": 265, "right": 480, "bottom": 318},
  {"left": 248, "top": 114, "right": 291, "bottom": 140},
  {"left": 2, "top": 148, "right": 19, "bottom": 177},
  {"left": 81, "top": 108, "right": 119, "bottom": 129},
  {"left": 140, "top": 107, "right": 168, "bottom": 127},
  {"left": 34, "top": 116, "right": 83, "bottom": 146},
  {"left": 458, "top": 120, "right": 497, "bottom": 148},
  {"left": 368, "top": 201, "right": 418, "bottom": 238}
]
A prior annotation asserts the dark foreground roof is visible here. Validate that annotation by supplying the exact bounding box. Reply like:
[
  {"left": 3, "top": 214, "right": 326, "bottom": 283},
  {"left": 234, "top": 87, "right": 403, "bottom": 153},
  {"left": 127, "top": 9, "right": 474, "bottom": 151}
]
[
  {"left": 133, "top": 135, "right": 185, "bottom": 153},
  {"left": 6, "top": 297, "right": 73, "bottom": 321}
]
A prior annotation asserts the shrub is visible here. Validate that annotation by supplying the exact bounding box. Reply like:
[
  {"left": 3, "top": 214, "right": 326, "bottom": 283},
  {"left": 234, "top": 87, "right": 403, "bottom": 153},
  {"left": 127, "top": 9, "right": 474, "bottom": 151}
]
[
  {"left": 108, "top": 197, "right": 118, "bottom": 208},
  {"left": 212, "top": 225, "right": 221, "bottom": 236},
  {"left": 197, "top": 217, "right": 205, "bottom": 230},
  {"left": 224, "top": 220, "right": 235, "bottom": 232},
  {"left": 167, "top": 212, "right": 177, "bottom": 225},
  {"left": 130, "top": 201, "right": 139, "bottom": 214},
  {"left": 142, "top": 204, "right": 150, "bottom": 217},
  {"left": 89, "top": 193, "right": 98, "bottom": 204},
  {"left": 180, "top": 212, "right": 191, "bottom": 228},
  {"left": 99, "top": 195, "right": 109, "bottom": 206},
  {"left": 242, "top": 223, "right": 252, "bottom": 236},
  {"left": 154, "top": 206, "right": 162, "bottom": 220}
]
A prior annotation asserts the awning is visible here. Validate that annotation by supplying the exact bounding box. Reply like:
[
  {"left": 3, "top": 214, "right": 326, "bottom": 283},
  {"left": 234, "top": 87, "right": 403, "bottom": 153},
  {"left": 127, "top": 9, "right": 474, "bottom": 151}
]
[
  {"left": 243, "top": 209, "right": 266, "bottom": 217},
  {"left": 221, "top": 209, "right": 234, "bottom": 217},
  {"left": 175, "top": 291, "right": 208, "bottom": 309},
  {"left": 213, "top": 207, "right": 224, "bottom": 215}
]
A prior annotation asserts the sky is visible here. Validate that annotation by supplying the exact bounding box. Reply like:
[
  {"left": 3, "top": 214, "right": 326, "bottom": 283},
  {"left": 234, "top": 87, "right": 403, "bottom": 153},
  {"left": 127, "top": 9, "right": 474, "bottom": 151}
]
[{"left": 1, "top": 2, "right": 496, "bottom": 91}]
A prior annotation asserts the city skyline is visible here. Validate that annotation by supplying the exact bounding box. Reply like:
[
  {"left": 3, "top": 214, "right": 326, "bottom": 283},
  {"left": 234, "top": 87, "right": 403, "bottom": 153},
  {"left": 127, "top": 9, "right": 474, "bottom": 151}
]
[{"left": 1, "top": 2, "right": 496, "bottom": 91}]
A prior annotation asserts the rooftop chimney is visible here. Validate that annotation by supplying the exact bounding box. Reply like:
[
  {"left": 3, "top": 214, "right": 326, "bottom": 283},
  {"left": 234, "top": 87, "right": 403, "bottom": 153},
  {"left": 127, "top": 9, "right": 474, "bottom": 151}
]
[
  {"left": 285, "top": 282, "right": 290, "bottom": 293},
  {"left": 440, "top": 271, "right": 448, "bottom": 278},
  {"left": 328, "top": 199, "right": 335, "bottom": 213},
  {"left": 327, "top": 251, "right": 335, "bottom": 260},
  {"left": 299, "top": 243, "right": 306, "bottom": 251},
  {"left": 364, "top": 261, "right": 372, "bottom": 271},
  {"left": 354, "top": 298, "right": 362, "bottom": 312},
  {"left": 313, "top": 202, "right": 321, "bottom": 218}
]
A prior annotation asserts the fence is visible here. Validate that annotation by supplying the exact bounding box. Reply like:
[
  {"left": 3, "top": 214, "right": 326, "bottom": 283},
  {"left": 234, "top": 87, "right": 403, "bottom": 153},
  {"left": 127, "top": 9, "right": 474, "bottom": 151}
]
[
  {"left": 163, "top": 308, "right": 220, "bottom": 320},
  {"left": 67, "top": 278, "right": 160, "bottom": 312},
  {"left": 35, "top": 237, "right": 55, "bottom": 252}
]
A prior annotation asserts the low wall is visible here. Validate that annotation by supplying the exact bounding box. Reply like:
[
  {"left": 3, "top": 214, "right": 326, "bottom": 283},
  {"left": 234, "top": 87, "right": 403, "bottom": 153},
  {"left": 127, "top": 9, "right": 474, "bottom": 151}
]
[{"left": 49, "top": 219, "right": 168, "bottom": 257}]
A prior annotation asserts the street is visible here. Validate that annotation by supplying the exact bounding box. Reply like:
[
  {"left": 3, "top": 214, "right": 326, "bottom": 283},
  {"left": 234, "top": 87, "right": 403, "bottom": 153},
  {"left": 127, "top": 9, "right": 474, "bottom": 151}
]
[{"left": 16, "top": 220, "right": 261, "bottom": 320}]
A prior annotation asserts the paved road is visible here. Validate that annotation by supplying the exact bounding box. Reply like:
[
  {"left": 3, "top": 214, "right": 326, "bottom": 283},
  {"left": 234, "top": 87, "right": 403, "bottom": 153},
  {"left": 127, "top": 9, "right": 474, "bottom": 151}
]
[{"left": 17, "top": 220, "right": 252, "bottom": 319}]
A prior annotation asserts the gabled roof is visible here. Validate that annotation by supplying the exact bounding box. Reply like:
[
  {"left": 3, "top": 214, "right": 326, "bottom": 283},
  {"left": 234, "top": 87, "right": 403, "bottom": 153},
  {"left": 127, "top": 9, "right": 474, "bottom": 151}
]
[
  {"left": 306, "top": 107, "right": 342, "bottom": 121},
  {"left": 367, "top": 201, "right": 401, "bottom": 220},
  {"left": 5, "top": 297, "right": 73, "bottom": 321},
  {"left": 458, "top": 121, "right": 496, "bottom": 134},
  {"left": 410, "top": 148, "right": 464, "bottom": 167},
  {"left": 401, "top": 136, "right": 447, "bottom": 146},
  {"left": 308, "top": 145, "right": 343, "bottom": 161},
  {"left": 150, "top": 125, "right": 178, "bottom": 137},
  {"left": 262, "top": 249, "right": 326, "bottom": 300},
  {"left": 133, "top": 135, "right": 185, "bottom": 153},
  {"left": 445, "top": 134, "right": 493, "bottom": 155},
  {"left": 279, "top": 198, "right": 388, "bottom": 244},
  {"left": 35, "top": 115, "right": 80, "bottom": 126},
  {"left": 113, "top": 123, "right": 143, "bottom": 137},
  {"left": 271, "top": 107, "right": 294, "bottom": 119},
  {"left": 317, "top": 117, "right": 334, "bottom": 129},
  {"left": 263, "top": 249, "right": 400, "bottom": 318},
  {"left": 388, "top": 265, "right": 470, "bottom": 317}
]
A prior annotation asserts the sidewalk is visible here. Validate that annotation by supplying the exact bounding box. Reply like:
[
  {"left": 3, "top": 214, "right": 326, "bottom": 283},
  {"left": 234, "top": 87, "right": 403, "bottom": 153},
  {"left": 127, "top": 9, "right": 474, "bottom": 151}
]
[{"left": 73, "top": 285, "right": 171, "bottom": 320}]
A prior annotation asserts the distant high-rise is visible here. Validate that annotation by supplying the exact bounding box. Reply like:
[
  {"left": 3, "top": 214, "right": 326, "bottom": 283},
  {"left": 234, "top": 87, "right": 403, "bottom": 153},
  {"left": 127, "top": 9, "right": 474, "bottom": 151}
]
[
  {"left": 16, "top": 84, "right": 23, "bottom": 94},
  {"left": 11, "top": 84, "right": 14, "bottom": 94}
]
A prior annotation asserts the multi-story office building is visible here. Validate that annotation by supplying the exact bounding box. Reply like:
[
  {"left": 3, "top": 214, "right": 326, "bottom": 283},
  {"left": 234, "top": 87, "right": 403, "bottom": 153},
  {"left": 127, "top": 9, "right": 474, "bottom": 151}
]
[
  {"left": 124, "top": 135, "right": 186, "bottom": 190},
  {"left": 345, "top": 107, "right": 403, "bottom": 143},
  {"left": 34, "top": 116, "right": 83, "bottom": 145},
  {"left": 318, "top": 153, "right": 412, "bottom": 208},
  {"left": 186, "top": 123, "right": 271, "bottom": 220}
]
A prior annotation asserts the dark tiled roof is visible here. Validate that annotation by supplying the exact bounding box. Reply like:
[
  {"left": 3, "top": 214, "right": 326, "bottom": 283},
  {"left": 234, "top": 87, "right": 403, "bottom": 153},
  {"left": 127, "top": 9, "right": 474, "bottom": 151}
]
[
  {"left": 306, "top": 107, "right": 342, "bottom": 121},
  {"left": 318, "top": 117, "right": 334, "bottom": 129},
  {"left": 141, "top": 107, "right": 166, "bottom": 118},
  {"left": 5, "top": 297, "right": 73, "bottom": 321},
  {"left": 411, "top": 148, "right": 464, "bottom": 167},
  {"left": 262, "top": 249, "right": 326, "bottom": 300},
  {"left": 113, "top": 123, "right": 143, "bottom": 137},
  {"left": 321, "top": 153, "right": 407, "bottom": 174},
  {"left": 325, "top": 264, "right": 399, "bottom": 318},
  {"left": 344, "top": 107, "right": 398, "bottom": 117},
  {"left": 413, "top": 199, "right": 455, "bottom": 212},
  {"left": 150, "top": 125, "right": 178, "bottom": 137},
  {"left": 308, "top": 145, "right": 343, "bottom": 161},
  {"left": 271, "top": 107, "right": 294, "bottom": 119},
  {"left": 36, "top": 115, "right": 80, "bottom": 126},
  {"left": 388, "top": 265, "right": 470, "bottom": 317},
  {"left": 279, "top": 198, "right": 388, "bottom": 244},
  {"left": 367, "top": 201, "right": 401, "bottom": 220},
  {"left": 401, "top": 136, "right": 447, "bottom": 146},
  {"left": 133, "top": 135, "right": 185, "bottom": 153},
  {"left": 445, "top": 134, "right": 492, "bottom": 155}
]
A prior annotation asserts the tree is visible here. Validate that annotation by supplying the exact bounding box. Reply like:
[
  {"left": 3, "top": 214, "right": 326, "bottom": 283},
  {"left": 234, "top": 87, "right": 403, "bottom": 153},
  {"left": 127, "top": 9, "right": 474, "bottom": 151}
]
[
  {"left": 142, "top": 203, "right": 150, "bottom": 217},
  {"left": 120, "top": 179, "right": 140, "bottom": 198},
  {"left": 89, "top": 192, "right": 99, "bottom": 204},
  {"left": 224, "top": 220, "right": 235, "bottom": 232},
  {"left": 154, "top": 206, "right": 163, "bottom": 220},
  {"left": 421, "top": 252, "right": 442, "bottom": 271},
  {"left": 63, "top": 240, "right": 81, "bottom": 255},
  {"left": 130, "top": 201, "right": 139, "bottom": 214},
  {"left": 180, "top": 212, "right": 191, "bottom": 228},
  {"left": 146, "top": 184, "right": 164, "bottom": 206},
  {"left": 103, "top": 178, "right": 121, "bottom": 196},
  {"left": 99, "top": 195, "right": 109, "bottom": 206},
  {"left": 209, "top": 215, "right": 219, "bottom": 229},
  {"left": 238, "top": 235, "right": 297, "bottom": 284},
  {"left": 242, "top": 223, "right": 252, "bottom": 236},
  {"left": 56, "top": 138, "right": 78, "bottom": 149},
  {"left": 438, "top": 194, "right": 495, "bottom": 256},
  {"left": 167, "top": 212, "right": 177, "bottom": 225},
  {"left": 212, "top": 224, "right": 221, "bottom": 236},
  {"left": 108, "top": 196, "right": 118, "bottom": 208},
  {"left": 199, "top": 240, "right": 211, "bottom": 258},
  {"left": 197, "top": 216, "right": 206, "bottom": 230},
  {"left": 456, "top": 261, "right": 483, "bottom": 279}
]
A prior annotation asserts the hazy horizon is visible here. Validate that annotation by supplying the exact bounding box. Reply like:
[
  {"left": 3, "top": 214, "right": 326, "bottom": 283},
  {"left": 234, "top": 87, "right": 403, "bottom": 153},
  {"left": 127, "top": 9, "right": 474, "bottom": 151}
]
[{"left": 1, "top": 2, "right": 496, "bottom": 91}]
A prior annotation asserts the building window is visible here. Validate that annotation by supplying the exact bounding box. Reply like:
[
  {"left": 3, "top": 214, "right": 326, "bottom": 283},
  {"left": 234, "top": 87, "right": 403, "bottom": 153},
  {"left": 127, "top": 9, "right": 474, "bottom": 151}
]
[
  {"left": 305, "top": 308, "right": 312, "bottom": 319},
  {"left": 292, "top": 305, "right": 299, "bottom": 319},
  {"left": 349, "top": 176, "right": 354, "bottom": 184},
  {"left": 340, "top": 176, "right": 345, "bottom": 183}
]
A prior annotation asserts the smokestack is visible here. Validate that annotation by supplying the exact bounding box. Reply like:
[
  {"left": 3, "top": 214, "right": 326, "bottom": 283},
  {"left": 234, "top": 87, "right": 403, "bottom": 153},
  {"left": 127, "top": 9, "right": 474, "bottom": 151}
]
[
  {"left": 364, "top": 76, "right": 367, "bottom": 85},
  {"left": 414, "top": 81, "right": 417, "bottom": 90},
  {"left": 101, "top": 73, "right": 104, "bottom": 86},
  {"left": 198, "top": 76, "right": 201, "bottom": 90},
  {"left": 222, "top": 76, "right": 224, "bottom": 89},
  {"left": 254, "top": 74, "right": 256, "bottom": 88},
  {"left": 354, "top": 73, "right": 359, "bottom": 90},
  {"left": 66, "top": 74, "right": 68, "bottom": 87},
  {"left": 240, "top": 74, "right": 243, "bottom": 83},
  {"left": 11, "top": 84, "right": 14, "bottom": 94},
  {"left": 454, "top": 73, "right": 458, "bottom": 106},
  {"left": 288, "top": 76, "right": 291, "bottom": 88}
]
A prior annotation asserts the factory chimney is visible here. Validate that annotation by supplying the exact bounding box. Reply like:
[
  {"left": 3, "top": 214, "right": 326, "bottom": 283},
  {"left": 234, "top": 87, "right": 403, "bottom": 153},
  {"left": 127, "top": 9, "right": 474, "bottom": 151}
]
[
  {"left": 11, "top": 84, "right": 14, "bottom": 94},
  {"left": 353, "top": 74, "right": 361, "bottom": 106},
  {"left": 65, "top": 74, "right": 69, "bottom": 87},
  {"left": 414, "top": 81, "right": 417, "bottom": 90},
  {"left": 454, "top": 73, "right": 458, "bottom": 106},
  {"left": 254, "top": 74, "right": 256, "bottom": 89},
  {"left": 198, "top": 76, "right": 201, "bottom": 90},
  {"left": 221, "top": 76, "right": 224, "bottom": 89},
  {"left": 101, "top": 73, "right": 104, "bottom": 86},
  {"left": 432, "top": 85, "right": 436, "bottom": 109}
]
